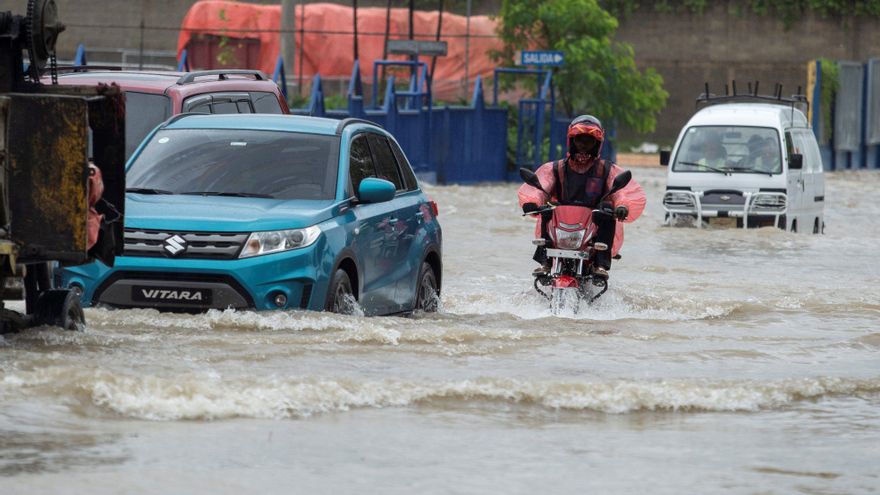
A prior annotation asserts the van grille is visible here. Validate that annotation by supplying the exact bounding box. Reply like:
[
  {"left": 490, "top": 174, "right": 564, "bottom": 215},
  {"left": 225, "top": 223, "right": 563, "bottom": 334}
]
[{"left": 124, "top": 228, "right": 249, "bottom": 260}]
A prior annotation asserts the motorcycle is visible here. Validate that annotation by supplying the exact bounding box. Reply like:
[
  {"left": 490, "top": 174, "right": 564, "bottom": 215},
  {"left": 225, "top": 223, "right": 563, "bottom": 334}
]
[{"left": 519, "top": 167, "right": 632, "bottom": 314}]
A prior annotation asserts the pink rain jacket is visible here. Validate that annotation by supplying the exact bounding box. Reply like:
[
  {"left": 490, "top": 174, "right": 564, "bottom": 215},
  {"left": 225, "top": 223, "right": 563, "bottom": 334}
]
[
  {"left": 87, "top": 163, "right": 104, "bottom": 251},
  {"left": 517, "top": 160, "right": 646, "bottom": 257}
]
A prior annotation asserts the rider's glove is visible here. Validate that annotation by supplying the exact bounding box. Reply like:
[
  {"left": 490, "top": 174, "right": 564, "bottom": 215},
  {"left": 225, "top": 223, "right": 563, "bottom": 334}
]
[
  {"left": 614, "top": 205, "right": 629, "bottom": 221},
  {"left": 522, "top": 203, "right": 539, "bottom": 214}
]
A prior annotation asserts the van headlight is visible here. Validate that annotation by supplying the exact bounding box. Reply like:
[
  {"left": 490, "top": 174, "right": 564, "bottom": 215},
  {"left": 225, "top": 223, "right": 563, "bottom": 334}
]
[
  {"left": 239, "top": 226, "right": 321, "bottom": 258},
  {"left": 664, "top": 192, "right": 696, "bottom": 207},
  {"left": 752, "top": 195, "right": 786, "bottom": 210}
]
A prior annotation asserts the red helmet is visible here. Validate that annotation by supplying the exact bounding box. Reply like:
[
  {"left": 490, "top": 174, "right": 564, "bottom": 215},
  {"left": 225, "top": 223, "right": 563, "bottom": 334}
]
[{"left": 567, "top": 115, "right": 604, "bottom": 157}]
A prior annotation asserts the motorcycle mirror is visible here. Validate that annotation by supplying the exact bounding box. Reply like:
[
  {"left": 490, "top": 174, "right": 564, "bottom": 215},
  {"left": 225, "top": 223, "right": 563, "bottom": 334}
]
[
  {"left": 610, "top": 170, "right": 632, "bottom": 193},
  {"left": 519, "top": 167, "right": 544, "bottom": 191},
  {"left": 597, "top": 170, "right": 633, "bottom": 205}
]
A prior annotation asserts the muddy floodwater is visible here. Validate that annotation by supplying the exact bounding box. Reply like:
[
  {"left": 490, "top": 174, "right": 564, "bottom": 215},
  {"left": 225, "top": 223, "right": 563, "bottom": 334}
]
[{"left": 2, "top": 167, "right": 879, "bottom": 494}]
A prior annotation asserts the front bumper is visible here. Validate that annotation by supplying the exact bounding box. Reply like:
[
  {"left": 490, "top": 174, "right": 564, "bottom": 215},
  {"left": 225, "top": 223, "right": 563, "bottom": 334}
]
[
  {"left": 662, "top": 190, "right": 787, "bottom": 228},
  {"left": 63, "top": 240, "right": 329, "bottom": 312}
]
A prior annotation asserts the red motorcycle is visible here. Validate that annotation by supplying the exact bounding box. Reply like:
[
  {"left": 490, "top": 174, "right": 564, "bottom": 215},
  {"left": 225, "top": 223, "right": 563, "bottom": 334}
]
[{"left": 519, "top": 168, "right": 632, "bottom": 314}]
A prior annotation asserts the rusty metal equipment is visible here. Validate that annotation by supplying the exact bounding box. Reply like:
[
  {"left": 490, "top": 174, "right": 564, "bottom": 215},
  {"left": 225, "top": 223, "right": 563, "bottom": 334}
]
[{"left": 1, "top": 0, "right": 125, "bottom": 333}]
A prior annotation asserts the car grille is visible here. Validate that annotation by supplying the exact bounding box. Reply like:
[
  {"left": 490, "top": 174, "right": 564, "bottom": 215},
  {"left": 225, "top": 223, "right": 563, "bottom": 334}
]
[{"left": 124, "top": 228, "right": 249, "bottom": 260}]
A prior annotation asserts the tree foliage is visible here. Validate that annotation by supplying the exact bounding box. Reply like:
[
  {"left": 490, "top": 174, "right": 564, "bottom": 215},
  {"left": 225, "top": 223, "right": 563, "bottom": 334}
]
[{"left": 494, "top": 0, "right": 668, "bottom": 134}]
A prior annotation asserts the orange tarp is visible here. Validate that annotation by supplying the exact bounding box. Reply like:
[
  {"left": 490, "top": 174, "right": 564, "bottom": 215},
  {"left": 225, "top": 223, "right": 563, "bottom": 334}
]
[{"left": 178, "top": 1, "right": 504, "bottom": 98}]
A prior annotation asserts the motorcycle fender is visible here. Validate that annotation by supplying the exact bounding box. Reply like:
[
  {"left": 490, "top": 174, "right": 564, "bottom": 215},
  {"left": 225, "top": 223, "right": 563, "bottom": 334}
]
[{"left": 552, "top": 275, "right": 579, "bottom": 289}]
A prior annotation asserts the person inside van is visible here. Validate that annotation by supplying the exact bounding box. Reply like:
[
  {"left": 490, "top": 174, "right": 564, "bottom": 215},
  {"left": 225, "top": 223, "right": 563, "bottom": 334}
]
[
  {"left": 698, "top": 133, "right": 728, "bottom": 170},
  {"left": 750, "top": 137, "right": 781, "bottom": 173}
]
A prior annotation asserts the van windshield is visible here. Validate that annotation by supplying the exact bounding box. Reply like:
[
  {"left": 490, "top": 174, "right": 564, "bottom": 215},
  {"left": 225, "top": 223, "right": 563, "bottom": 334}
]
[
  {"left": 673, "top": 126, "right": 782, "bottom": 175},
  {"left": 127, "top": 129, "right": 340, "bottom": 200}
]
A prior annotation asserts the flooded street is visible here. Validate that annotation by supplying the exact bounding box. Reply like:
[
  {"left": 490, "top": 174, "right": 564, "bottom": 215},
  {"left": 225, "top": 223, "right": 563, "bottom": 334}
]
[{"left": 2, "top": 167, "right": 879, "bottom": 494}]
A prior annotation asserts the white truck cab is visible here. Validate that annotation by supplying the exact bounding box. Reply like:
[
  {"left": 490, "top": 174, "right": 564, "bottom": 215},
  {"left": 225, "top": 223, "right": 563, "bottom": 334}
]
[{"left": 661, "top": 99, "right": 825, "bottom": 233}]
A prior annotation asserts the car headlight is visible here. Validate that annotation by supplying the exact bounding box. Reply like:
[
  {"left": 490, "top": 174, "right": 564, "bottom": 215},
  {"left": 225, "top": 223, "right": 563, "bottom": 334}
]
[
  {"left": 239, "top": 226, "right": 321, "bottom": 258},
  {"left": 554, "top": 228, "right": 585, "bottom": 250}
]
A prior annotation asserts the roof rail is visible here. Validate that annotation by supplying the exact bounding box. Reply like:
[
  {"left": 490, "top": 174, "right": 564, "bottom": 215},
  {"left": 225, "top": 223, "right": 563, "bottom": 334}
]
[
  {"left": 161, "top": 112, "right": 207, "bottom": 127},
  {"left": 176, "top": 70, "right": 267, "bottom": 85},
  {"left": 335, "top": 117, "right": 381, "bottom": 135},
  {"left": 54, "top": 65, "right": 126, "bottom": 73},
  {"left": 696, "top": 80, "right": 809, "bottom": 115}
]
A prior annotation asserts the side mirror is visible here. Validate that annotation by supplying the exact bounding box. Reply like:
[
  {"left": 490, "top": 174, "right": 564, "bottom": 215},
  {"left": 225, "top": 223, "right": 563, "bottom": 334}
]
[
  {"left": 659, "top": 150, "right": 670, "bottom": 166},
  {"left": 610, "top": 170, "right": 632, "bottom": 193},
  {"left": 518, "top": 167, "right": 544, "bottom": 192},
  {"left": 357, "top": 178, "right": 396, "bottom": 203},
  {"left": 789, "top": 153, "right": 804, "bottom": 170}
]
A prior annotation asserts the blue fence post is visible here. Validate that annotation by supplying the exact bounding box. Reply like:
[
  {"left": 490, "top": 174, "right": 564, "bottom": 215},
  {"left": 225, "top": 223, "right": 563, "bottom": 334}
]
[
  {"left": 74, "top": 44, "right": 87, "bottom": 66},
  {"left": 308, "top": 74, "right": 325, "bottom": 117},
  {"left": 272, "top": 55, "right": 288, "bottom": 99},
  {"left": 177, "top": 49, "right": 189, "bottom": 72},
  {"left": 347, "top": 60, "right": 365, "bottom": 118}
]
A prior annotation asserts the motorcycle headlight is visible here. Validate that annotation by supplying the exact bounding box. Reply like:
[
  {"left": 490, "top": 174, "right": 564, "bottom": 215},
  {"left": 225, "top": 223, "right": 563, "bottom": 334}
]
[
  {"left": 554, "top": 228, "right": 585, "bottom": 250},
  {"left": 239, "top": 226, "right": 321, "bottom": 258}
]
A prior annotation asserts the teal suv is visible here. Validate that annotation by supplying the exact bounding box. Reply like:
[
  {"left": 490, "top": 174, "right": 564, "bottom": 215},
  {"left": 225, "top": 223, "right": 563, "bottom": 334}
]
[{"left": 63, "top": 115, "right": 442, "bottom": 315}]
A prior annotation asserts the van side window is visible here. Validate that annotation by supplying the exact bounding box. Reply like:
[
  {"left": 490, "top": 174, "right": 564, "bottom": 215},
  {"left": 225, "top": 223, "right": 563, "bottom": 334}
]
[
  {"left": 784, "top": 132, "right": 796, "bottom": 162},
  {"left": 349, "top": 134, "right": 377, "bottom": 194},
  {"left": 797, "top": 130, "right": 823, "bottom": 173}
]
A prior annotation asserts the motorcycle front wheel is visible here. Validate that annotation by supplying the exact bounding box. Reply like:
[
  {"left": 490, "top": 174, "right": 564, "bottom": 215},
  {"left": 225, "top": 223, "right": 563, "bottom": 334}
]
[{"left": 550, "top": 287, "right": 581, "bottom": 316}]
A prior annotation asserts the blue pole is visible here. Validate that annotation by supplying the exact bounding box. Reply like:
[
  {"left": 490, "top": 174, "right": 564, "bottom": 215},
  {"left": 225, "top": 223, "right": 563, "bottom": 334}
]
[
  {"left": 177, "top": 49, "right": 189, "bottom": 72},
  {"left": 273, "top": 55, "right": 288, "bottom": 99},
  {"left": 74, "top": 44, "right": 87, "bottom": 66}
]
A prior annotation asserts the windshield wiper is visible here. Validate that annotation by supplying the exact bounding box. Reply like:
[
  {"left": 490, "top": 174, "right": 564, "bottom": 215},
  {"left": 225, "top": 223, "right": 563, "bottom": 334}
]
[
  {"left": 675, "top": 161, "right": 732, "bottom": 175},
  {"left": 126, "top": 187, "right": 174, "bottom": 195},
  {"left": 180, "top": 191, "right": 275, "bottom": 199},
  {"left": 725, "top": 166, "right": 775, "bottom": 177}
]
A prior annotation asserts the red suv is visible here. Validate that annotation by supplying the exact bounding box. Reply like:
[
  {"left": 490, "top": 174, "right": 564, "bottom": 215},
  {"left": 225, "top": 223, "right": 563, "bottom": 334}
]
[{"left": 51, "top": 69, "right": 290, "bottom": 157}]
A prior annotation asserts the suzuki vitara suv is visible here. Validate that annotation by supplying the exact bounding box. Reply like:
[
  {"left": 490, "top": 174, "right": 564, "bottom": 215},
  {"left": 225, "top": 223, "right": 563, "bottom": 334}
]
[{"left": 62, "top": 115, "right": 443, "bottom": 316}]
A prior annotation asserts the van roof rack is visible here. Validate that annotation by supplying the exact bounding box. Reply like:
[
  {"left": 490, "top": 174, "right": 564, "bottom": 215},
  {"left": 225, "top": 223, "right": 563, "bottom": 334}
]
[{"left": 696, "top": 80, "right": 809, "bottom": 115}]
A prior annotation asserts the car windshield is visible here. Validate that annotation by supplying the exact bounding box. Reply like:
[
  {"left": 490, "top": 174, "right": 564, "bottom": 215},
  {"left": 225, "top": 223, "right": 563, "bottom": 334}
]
[
  {"left": 127, "top": 129, "right": 340, "bottom": 200},
  {"left": 673, "top": 126, "right": 782, "bottom": 175}
]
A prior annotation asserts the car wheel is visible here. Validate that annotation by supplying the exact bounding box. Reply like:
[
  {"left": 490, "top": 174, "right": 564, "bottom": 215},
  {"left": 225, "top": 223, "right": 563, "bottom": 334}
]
[
  {"left": 414, "top": 262, "right": 439, "bottom": 313},
  {"left": 326, "top": 269, "right": 357, "bottom": 315}
]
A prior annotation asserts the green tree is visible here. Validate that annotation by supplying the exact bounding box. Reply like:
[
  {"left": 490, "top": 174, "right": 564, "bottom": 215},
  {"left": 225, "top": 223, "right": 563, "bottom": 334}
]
[{"left": 494, "top": 0, "right": 668, "bottom": 134}]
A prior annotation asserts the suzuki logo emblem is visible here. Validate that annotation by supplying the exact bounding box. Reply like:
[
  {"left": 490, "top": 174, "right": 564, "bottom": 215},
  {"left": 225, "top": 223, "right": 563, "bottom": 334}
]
[{"left": 163, "top": 235, "right": 187, "bottom": 256}]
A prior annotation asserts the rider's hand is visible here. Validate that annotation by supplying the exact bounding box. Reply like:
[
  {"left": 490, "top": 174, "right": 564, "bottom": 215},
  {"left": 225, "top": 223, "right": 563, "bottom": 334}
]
[
  {"left": 522, "top": 203, "right": 539, "bottom": 214},
  {"left": 614, "top": 205, "right": 629, "bottom": 221}
]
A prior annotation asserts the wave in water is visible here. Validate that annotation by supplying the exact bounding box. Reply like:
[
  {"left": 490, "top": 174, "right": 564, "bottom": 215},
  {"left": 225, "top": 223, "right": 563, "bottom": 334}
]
[{"left": 2, "top": 369, "right": 877, "bottom": 420}]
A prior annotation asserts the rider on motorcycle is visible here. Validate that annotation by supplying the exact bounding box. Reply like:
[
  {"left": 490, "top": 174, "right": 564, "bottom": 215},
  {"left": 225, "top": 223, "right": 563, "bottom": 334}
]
[{"left": 517, "top": 115, "right": 647, "bottom": 280}]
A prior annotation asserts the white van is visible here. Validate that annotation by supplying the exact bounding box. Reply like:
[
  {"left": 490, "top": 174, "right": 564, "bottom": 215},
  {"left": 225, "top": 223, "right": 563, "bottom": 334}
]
[{"left": 661, "top": 99, "right": 825, "bottom": 233}]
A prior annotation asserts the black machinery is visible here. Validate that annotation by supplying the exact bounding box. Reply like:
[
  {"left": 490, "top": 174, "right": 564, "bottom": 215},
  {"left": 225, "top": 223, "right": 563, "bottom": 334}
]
[{"left": 1, "top": 0, "right": 125, "bottom": 333}]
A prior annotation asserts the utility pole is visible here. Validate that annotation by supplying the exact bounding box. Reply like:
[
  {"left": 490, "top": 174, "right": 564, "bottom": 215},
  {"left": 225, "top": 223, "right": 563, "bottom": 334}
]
[
  {"left": 465, "top": 0, "right": 471, "bottom": 98},
  {"left": 280, "top": 0, "right": 296, "bottom": 96}
]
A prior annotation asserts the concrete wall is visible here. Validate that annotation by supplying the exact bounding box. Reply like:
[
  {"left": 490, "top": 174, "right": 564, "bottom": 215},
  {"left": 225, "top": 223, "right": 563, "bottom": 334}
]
[{"left": 615, "top": 3, "right": 880, "bottom": 140}]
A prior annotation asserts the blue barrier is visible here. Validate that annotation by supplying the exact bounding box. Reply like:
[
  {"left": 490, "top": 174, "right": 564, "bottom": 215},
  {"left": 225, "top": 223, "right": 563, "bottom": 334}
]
[
  {"left": 272, "top": 55, "right": 288, "bottom": 99},
  {"left": 290, "top": 62, "right": 507, "bottom": 184},
  {"left": 811, "top": 58, "right": 880, "bottom": 170},
  {"left": 177, "top": 49, "right": 189, "bottom": 72},
  {"left": 74, "top": 44, "right": 87, "bottom": 66}
]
